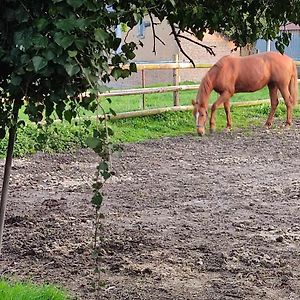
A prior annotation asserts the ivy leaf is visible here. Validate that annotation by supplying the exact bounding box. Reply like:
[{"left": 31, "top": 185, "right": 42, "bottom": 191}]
[
  {"left": 32, "top": 56, "right": 47, "bottom": 72},
  {"left": 64, "top": 63, "right": 80, "bottom": 76},
  {"left": 68, "top": 50, "right": 78, "bottom": 57},
  {"left": 54, "top": 32, "right": 74, "bottom": 49},
  {"left": 94, "top": 28, "right": 109, "bottom": 43}
]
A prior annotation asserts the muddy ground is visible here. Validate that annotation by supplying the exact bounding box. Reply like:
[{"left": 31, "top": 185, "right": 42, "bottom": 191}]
[{"left": 0, "top": 122, "right": 300, "bottom": 300}]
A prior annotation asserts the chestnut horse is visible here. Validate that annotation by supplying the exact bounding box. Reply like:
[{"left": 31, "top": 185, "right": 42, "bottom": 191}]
[{"left": 192, "top": 51, "right": 298, "bottom": 135}]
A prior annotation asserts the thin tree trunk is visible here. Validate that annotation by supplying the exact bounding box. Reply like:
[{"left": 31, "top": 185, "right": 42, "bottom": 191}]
[{"left": 0, "top": 102, "right": 20, "bottom": 253}]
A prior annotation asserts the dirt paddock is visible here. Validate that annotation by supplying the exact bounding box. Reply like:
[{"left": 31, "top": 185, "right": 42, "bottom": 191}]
[{"left": 0, "top": 122, "right": 300, "bottom": 300}]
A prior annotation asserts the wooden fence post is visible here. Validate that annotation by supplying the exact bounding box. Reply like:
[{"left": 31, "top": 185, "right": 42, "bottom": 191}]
[
  {"left": 173, "top": 54, "right": 180, "bottom": 106},
  {"left": 141, "top": 69, "right": 146, "bottom": 110}
]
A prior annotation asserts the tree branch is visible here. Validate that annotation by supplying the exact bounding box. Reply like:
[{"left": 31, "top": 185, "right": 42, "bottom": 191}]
[
  {"left": 176, "top": 34, "right": 216, "bottom": 56},
  {"left": 169, "top": 23, "right": 196, "bottom": 67},
  {"left": 148, "top": 11, "right": 165, "bottom": 54},
  {"left": 124, "top": 27, "right": 134, "bottom": 43}
]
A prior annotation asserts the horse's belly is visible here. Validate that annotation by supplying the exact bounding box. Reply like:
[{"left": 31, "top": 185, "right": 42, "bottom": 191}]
[
  {"left": 234, "top": 72, "right": 268, "bottom": 92},
  {"left": 235, "top": 81, "right": 266, "bottom": 93}
]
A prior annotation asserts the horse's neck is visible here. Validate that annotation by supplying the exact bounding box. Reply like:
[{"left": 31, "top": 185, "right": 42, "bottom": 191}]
[{"left": 196, "top": 76, "right": 213, "bottom": 109}]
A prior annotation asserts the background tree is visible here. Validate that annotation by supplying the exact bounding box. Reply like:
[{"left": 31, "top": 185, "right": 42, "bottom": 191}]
[{"left": 114, "top": 0, "right": 300, "bottom": 62}]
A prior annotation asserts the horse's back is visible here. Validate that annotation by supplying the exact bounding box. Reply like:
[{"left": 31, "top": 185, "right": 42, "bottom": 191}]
[{"left": 210, "top": 52, "right": 295, "bottom": 93}]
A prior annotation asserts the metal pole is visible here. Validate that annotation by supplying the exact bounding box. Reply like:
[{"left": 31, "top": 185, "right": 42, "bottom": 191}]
[
  {"left": 0, "top": 103, "right": 19, "bottom": 253},
  {"left": 266, "top": 40, "right": 271, "bottom": 52}
]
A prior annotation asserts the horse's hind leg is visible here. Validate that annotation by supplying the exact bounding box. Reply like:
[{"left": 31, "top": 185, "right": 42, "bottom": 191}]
[
  {"left": 265, "top": 84, "right": 279, "bottom": 127},
  {"left": 223, "top": 100, "right": 232, "bottom": 132},
  {"left": 278, "top": 85, "right": 293, "bottom": 127}
]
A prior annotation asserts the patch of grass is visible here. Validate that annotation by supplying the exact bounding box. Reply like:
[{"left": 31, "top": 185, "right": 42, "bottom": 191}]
[
  {"left": 98, "top": 84, "right": 271, "bottom": 114},
  {"left": 0, "top": 82, "right": 299, "bottom": 158},
  {"left": 0, "top": 103, "right": 297, "bottom": 159},
  {"left": 0, "top": 279, "right": 68, "bottom": 300}
]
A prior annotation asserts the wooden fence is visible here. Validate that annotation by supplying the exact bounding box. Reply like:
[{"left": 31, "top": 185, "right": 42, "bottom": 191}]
[{"left": 100, "top": 59, "right": 300, "bottom": 120}]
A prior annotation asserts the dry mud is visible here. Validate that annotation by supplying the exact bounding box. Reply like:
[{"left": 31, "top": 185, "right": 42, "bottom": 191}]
[{"left": 1, "top": 122, "right": 300, "bottom": 300}]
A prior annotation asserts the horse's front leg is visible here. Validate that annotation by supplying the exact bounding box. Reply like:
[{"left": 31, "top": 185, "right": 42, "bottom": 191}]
[{"left": 210, "top": 92, "right": 231, "bottom": 133}]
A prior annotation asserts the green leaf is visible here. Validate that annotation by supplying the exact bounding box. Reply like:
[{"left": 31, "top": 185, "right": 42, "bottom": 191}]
[
  {"left": 64, "top": 110, "right": 73, "bottom": 123},
  {"left": 35, "top": 18, "right": 49, "bottom": 31},
  {"left": 55, "top": 102, "right": 65, "bottom": 120},
  {"left": 94, "top": 28, "right": 109, "bottom": 43},
  {"left": 55, "top": 19, "right": 77, "bottom": 32},
  {"left": 44, "top": 49, "right": 55, "bottom": 60},
  {"left": 74, "top": 39, "right": 86, "bottom": 50},
  {"left": 86, "top": 137, "right": 99, "bottom": 149},
  {"left": 107, "top": 127, "right": 114, "bottom": 136},
  {"left": 109, "top": 108, "right": 117, "bottom": 116},
  {"left": 64, "top": 63, "right": 80, "bottom": 76},
  {"left": 111, "top": 67, "right": 123, "bottom": 80},
  {"left": 32, "top": 56, "right": 47, "bottom": 72},
  {"left": 54, "top": 32, "right": 74, "bottom": 49},
  {"left": 11, "top": 75, "right": 22, "bottom": 86},
  {"left": 68, "top": 50, "right": 78, "bottom": 57},
  {"left": 17, "top": 120, "right": 26, "bottom": 127},
  {"left": 92, "top": 191, "right": 103, "bottom": 207},
  {"left": 98, "top": 161, "right": 108, "bottom": 172},
  {"left": 129, "top": 62, "right": 137, "bottom": 72},
  {"left": 84, "top": 120, "right": 91, "bottom": 127},
  {"left": 32, "top": 34, "right": 48, "bottom": 49},
  {"left": 67, "top": 0, "right": 83, "bottom": 9}
]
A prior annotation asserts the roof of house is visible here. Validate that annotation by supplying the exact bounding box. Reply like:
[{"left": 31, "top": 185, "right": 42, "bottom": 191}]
[{"left": 280, "top": 23, "right": 300, "bottom": 31}]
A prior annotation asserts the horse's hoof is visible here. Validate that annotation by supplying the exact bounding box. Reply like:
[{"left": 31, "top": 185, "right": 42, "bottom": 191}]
[
  {"left": 223, "top": 128, "right": 231, "bottom": 134},
  {"left": 285, "top": 124, "right": 291, "bottom": 130}
]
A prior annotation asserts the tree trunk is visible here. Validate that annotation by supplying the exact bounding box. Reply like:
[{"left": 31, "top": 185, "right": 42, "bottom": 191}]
[{"left": 0, "top": 102, "right": 20, "bottom": 253}]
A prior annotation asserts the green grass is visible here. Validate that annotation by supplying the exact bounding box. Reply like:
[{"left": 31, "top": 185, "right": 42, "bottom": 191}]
[
  {"left": 2, "top": 101, "right": 298, "bottom": 159},
  {"left": 0, "top": 279, "right": 68, "bottom": 300},
  {"left": 0, "top": 82, "right": 299, "bottom": 158},
  {"left": 97, "top": 82, "right": 271, "bottom": 114},
  {"left": 110, "top": 102, "right": 300, "bottom": 143}
]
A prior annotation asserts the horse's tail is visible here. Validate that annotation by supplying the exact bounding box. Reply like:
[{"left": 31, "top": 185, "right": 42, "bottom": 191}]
[{"left": 289, "top": 62, "right": 298, "bottom": 106}]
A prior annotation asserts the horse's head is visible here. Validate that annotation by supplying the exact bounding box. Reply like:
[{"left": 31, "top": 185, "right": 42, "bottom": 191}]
[{"left": 192, "top": 100, "right": 207, "bottom": 136}]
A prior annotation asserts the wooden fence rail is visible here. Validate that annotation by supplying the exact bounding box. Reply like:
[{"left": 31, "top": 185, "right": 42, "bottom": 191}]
[{"left": 100, "top": 60, "right": 300, "bottom": 119}]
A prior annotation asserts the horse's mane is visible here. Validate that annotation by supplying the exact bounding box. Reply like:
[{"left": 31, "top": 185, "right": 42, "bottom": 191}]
[{"left": 196, "top": 68, "right": 214, "bottom": 107}]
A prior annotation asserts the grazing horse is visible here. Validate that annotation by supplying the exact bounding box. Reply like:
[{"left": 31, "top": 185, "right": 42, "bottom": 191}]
[{"left": 192, "top": 51, "right": 298, "bottom": 135}]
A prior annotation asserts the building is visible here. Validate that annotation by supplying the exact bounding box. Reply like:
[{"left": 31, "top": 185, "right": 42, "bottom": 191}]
[
  {"left": 256, "top": 24, "right": 300, "bottom": 62},
  {"left": 109, "top": 18, "right": 242, "bottom": 88}
]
